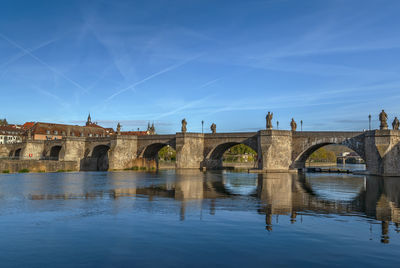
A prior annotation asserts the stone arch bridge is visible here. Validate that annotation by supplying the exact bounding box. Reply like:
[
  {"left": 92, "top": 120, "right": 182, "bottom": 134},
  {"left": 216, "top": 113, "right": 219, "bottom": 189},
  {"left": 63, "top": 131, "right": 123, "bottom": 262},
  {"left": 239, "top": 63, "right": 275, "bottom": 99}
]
[{"left": 1, "top": 130, "right": 400, "bottom": 176}]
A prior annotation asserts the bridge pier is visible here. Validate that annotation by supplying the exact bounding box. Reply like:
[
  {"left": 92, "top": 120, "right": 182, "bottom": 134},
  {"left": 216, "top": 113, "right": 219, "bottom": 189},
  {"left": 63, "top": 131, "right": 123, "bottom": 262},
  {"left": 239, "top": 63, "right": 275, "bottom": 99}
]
[
  {"left": 176, "top": 133, "right": 204, "bottom": 169},
  {"left": 364, "top": 130, "right": 400, "bottom": 176},
  {"left": 257, "top": 130, "right": 294, "bottom": 172},
  {"left": 108, "top": 136, "right": 138, "bottom": 170},
  {"left": 21, "top": 140, "right": 44, "bottom": 160}
]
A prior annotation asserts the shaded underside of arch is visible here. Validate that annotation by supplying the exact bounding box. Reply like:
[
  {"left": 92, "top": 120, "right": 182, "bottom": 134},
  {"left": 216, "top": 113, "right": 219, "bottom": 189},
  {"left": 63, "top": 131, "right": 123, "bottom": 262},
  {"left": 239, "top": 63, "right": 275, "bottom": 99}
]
[
  {"left": 293, "top": 142, "right": 366, "bottom": 168},
  {"left": 142, "top": 143, "right": 174, "bottom": 159},
  {"left": 50, "top": 146, "right": 62, "bottom": 160},
  {"left": 92, "top": 145, "right": 110, "bottom": 158},
  {"left": 14, "top": 148, "right": 22, "bottom": 158},
  {"left": 209, "top": 142, "right": 257, "bottom": 160}
]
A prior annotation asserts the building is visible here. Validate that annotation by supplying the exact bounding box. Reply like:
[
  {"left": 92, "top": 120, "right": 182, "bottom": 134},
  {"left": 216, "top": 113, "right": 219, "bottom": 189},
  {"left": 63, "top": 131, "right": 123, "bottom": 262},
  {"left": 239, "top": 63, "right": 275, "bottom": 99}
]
[
  {"left": 28, "top": 122, "right": 110, "bottom": 140},
  {"left": 21, "top": 114, "right": 156, "bottom": 141},
  {"left": 0, "top": 125, "right": 25, "bottom": 144}
]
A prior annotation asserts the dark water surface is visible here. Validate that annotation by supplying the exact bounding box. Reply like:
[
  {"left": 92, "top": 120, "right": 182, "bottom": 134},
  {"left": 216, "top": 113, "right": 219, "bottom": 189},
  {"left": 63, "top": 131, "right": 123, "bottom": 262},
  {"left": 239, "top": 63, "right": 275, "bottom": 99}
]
[{"left": 0, "top": 170, "right": 399, "bottom": 267}]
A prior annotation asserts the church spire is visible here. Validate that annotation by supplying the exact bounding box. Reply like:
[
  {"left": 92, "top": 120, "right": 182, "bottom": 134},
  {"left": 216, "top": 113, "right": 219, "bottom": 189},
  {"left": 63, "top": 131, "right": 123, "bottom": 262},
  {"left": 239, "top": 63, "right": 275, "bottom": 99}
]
[{"left": 86, "top": 113, "right": 92, "bottom": 126}]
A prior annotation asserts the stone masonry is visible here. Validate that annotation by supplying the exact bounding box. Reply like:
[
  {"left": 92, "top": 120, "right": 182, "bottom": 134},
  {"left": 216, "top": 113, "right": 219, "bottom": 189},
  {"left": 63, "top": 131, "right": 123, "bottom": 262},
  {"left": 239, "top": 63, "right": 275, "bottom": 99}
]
[{"left": 1, "top": 130, "right": 400, "bottom": 176}]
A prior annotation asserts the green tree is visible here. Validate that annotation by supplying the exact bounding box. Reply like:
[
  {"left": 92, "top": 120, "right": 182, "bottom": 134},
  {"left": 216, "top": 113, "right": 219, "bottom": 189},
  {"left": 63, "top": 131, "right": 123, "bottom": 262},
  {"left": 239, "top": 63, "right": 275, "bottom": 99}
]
[
  {"left": 309, "top": 147, "right": 336, "bottom": 163},
  {"left": 223, "top": 144, "right": 257, "bottom": 163},
  {"left": 158, "top": 146, "right": 176, "bottom": 161}
]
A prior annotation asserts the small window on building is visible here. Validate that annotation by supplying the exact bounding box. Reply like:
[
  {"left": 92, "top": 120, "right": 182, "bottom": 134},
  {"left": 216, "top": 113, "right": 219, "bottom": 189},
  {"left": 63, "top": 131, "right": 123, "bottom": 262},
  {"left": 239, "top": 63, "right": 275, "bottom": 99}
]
[
  {"left": 95, "top": 134, "right": 99, "bottom": 137},
  {"left": 89, "top": 134, "right": 93, "bottom": 137},
  {"left": 46, "top": 130, "right": 50, "bottom": 135},
  {"left": 54, "top": 130, "right": 58, "bottom": 135}
]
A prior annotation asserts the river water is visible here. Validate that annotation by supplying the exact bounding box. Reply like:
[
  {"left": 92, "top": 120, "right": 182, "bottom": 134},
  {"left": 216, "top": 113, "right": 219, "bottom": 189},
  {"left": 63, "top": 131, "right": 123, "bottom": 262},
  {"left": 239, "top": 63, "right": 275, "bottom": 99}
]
[{"left": 0, "top": 170, "right": 399, "bottom": 267}]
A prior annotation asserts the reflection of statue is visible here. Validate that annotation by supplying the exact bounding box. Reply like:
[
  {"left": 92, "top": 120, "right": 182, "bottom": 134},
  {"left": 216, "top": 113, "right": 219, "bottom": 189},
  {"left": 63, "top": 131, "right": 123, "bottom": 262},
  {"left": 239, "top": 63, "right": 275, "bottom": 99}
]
[
  {"left": 210, "top": 123, "right": 216, "bottom": 134},
  {"left": 290, "top": 118, "right": 297, "bottom": 131},
  {"left": 379, "top": 110, "right": 388, "bottom": 130},
  {"left": 392, "top": 117, "right": 399, "bottom": 130},
  {"left": 181, "top": 119, "right": 187, "bottom": 133},
  {"left": 266, "top": 112, "right": 273, "bottom": 130},
  {"left": 116, "top": 122, "right": 121, "bottom": 134}
]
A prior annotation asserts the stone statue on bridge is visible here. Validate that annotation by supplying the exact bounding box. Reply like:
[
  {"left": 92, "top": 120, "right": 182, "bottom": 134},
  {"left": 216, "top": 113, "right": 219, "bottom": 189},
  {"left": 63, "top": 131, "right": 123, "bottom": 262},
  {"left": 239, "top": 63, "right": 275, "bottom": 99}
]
[
  {"left": 392, "top": 117, "right": 399, "bottom": 130},
  {"left": 266, "top": 112, "right": 273, "bottom": 130},
  {"left": 379, "top": 110, "right": 388, "bottom": 130},
  {"left": 116, "top": 123, "right": 121, "bottom": 135},
  {"left": 181, "top": 119, "right": 187, "bottom": 133},
  {"left": 210, "top": 123, "right": 216, "bottom": 134},
  {"left": 290, "top": 118, "right": 297, "bottom": 131}
]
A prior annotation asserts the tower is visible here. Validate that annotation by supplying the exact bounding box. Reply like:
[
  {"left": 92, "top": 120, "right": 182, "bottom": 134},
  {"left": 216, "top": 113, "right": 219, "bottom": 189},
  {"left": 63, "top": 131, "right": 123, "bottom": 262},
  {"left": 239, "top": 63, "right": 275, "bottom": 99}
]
[{"left": 86, "top": 113, "right": 92, "bottom": 126}]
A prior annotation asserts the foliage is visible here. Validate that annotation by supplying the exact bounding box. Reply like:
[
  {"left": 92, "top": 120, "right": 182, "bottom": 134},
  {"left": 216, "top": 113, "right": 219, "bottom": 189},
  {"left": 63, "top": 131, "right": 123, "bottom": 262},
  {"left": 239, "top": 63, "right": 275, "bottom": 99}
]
[
  {"left": 226, "top": 144, "right": 256, "bottom": 155},
  {"left": 124, "top": 166, "right": 140, "bottom": 171},
  {"left": 2, "top": 170, "right": 10, "bottom": 173},
  {"left": 18, "top": 169, "right": 29, "bottom": 173},
  {"left": 309, "top": 147, "right": 337, "bottom": 163},
  {"left": 223, "top": 144, "right": 257, "bottom": 163},
  {"left": 158, "top": 146, "right": 176, "bottom": 161}
]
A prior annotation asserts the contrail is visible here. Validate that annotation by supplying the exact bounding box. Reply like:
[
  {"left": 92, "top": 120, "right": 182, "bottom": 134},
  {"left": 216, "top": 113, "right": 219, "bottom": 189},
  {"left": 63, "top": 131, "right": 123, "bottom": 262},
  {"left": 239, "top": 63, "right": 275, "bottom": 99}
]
[
  {"left": 105, "top": 54, "right": 204, "bottom": 102},
  {"left": 0, "top": 33, "right": 88, "bottom": 92},
  {"left": 0, "top": 36, "right": 59, "bottom": 69}
]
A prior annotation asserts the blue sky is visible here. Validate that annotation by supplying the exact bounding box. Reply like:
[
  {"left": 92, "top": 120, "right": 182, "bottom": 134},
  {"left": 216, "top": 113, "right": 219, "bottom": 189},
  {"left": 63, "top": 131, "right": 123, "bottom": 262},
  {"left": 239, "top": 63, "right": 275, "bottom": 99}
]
[{"left": 0, "top": 0, "right": 399, "bottom": 133}]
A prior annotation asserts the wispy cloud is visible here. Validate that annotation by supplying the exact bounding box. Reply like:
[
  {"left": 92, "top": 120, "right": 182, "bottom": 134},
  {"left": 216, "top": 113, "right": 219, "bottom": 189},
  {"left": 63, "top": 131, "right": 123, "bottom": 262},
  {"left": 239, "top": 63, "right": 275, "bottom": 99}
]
[
  {"left": 104, "top": 53, "right": 203, "bottom": 102},
  {"left": 0, "top": 33, "right": 88, "bottom": 92}
]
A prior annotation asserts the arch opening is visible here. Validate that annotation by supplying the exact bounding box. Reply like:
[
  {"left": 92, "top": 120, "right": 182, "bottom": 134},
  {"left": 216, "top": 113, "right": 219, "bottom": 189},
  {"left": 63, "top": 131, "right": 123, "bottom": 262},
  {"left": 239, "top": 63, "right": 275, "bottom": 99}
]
[
  {"left": 91, "top": 145, "right": 110, "bottom": 171},
  {"left": 296, "top": 143, "right": 366, "bottom": 172},
  {"left": 141, "top": 143, "right": 176, "bottom": 169},
  {"left": 49, "top": 146, "right": 62, "bottom": 160},
  {"left": 206, "top": 143, "right": 258, "bottom": 170},
  {"left": 14, "top": 148, "right": 22, "bottom": 159}
]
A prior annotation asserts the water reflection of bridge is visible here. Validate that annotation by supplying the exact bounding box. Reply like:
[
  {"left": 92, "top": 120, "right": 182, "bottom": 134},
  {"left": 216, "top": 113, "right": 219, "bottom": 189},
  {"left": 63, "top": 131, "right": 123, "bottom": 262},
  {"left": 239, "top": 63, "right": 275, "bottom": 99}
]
[{"left": 26, "top": 171, "right": 400, "bottom": 243}]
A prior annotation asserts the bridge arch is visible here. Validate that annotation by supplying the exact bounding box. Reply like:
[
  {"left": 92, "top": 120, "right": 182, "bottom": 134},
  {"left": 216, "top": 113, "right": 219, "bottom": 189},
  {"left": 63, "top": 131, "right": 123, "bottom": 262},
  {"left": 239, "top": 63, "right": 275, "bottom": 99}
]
[
  {"left": 137, "top": 143, "right": 177, "bottom": 169},
  {"left": 49, "top": 145, "right": 62, "bottom": 160},
  {"left": 14, "top": 148, "right": 22, "bottom": 159},
  {"left": 292, "top": 142, "right": 365, "bottom": 169},
  {"left": 204, "top": 142, "right": 258, "bottom": 170},
  {"left": 91, "top": 144, "right": 110, "bottom": 171},
  {"left": 140, "top": 143, "right": 175, "bottom": 159}
]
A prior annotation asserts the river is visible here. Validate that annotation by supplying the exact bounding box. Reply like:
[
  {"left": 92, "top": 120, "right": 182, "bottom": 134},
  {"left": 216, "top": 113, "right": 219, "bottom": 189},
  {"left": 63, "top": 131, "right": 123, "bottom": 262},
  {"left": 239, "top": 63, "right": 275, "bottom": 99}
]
[{"left": 0, "top": 170, "right": 399, "bottom": 267}]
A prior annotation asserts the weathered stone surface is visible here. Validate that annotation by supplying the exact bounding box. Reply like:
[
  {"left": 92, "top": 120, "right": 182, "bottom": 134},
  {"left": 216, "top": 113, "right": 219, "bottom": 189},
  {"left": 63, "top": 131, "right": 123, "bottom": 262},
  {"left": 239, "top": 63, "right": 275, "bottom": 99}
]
[
  {"left": 0, "top": 160, "right": 78, "bottom": 173},
  {"left": 176, "top": 133, "right": 204, "bottom": 169},
  {"left": 1, "top": 129, "right": 400, "bottom": 176},
  {"left": 109, "top": 136, "right": 138, "bottom": 170},
  {"left": 22, "top": 141, "right": 45, "bottom": 160},
  {"left": 258, "top": 130, "right": 292, "bottom": 172}
]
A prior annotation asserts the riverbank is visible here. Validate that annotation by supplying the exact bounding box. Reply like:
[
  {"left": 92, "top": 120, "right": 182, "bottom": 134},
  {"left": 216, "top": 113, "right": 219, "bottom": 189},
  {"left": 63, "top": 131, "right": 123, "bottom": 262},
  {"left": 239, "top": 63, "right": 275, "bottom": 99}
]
[
  {"left": 0, "top": 160, "right": 78, "bottom": 173},
  {"left": 306, "top": 162, "right": 337, "bottom": 167}
]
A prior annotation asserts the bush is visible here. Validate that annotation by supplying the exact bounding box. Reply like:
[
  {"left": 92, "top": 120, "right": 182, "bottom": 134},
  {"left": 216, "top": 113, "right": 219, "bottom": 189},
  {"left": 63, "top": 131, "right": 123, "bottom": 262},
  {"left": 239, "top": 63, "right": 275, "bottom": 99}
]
[
  {"left": 18, "top": 169, "right": 29, "bottom": 173},
  {"left": 2, "top": 170, "right": 10, "bottom": 174},
  {"left": 140, "top": 166, "right": 146, "bottom": 171},
  {"left": 133, "top": 166, "right": 139, "bottom": 170},
  {"left": 57, "top": 170, "right": 66, "bottom": 172}
]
